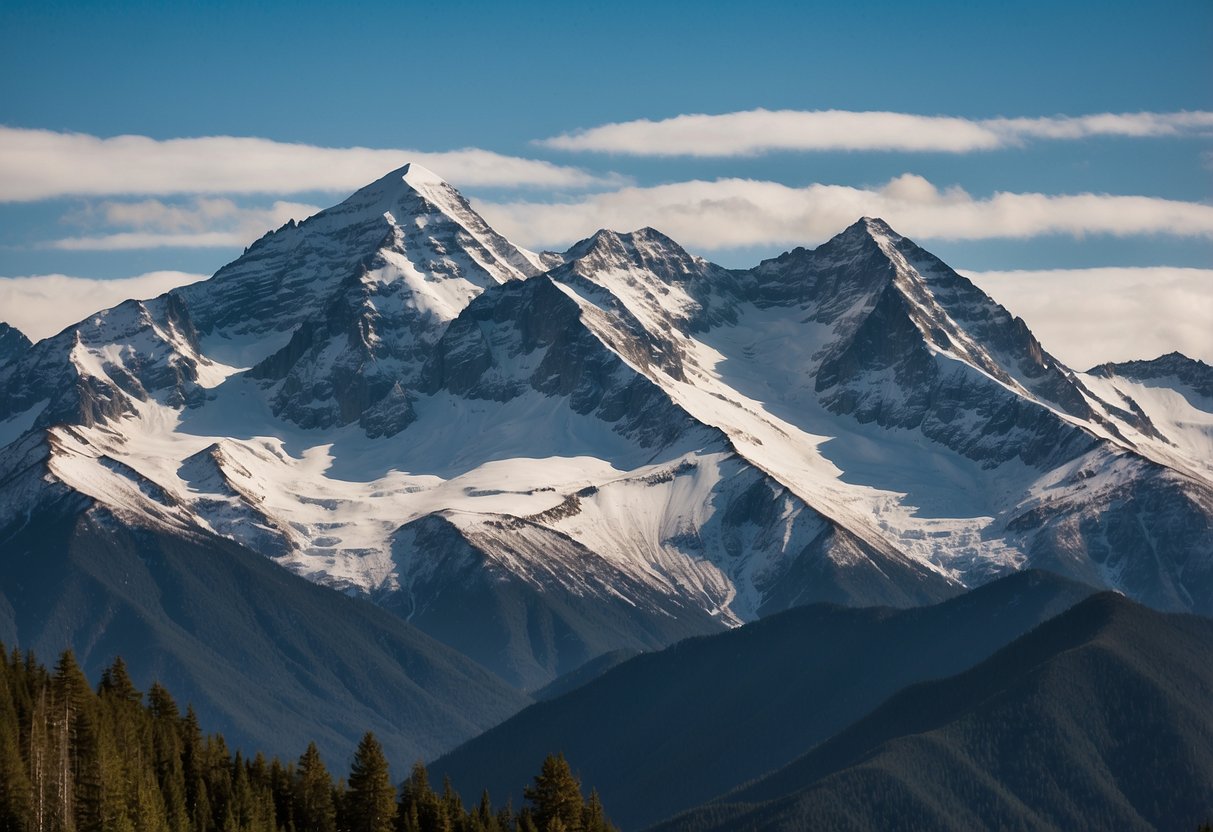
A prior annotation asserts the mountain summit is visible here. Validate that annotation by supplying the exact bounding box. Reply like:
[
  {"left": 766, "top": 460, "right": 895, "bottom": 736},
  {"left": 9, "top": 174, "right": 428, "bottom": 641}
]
[{"left": 1, "top": 166, "right": 1210, "bottom": 691}]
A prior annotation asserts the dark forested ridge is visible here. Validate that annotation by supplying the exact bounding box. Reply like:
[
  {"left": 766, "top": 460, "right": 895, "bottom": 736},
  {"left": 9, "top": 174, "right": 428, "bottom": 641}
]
[
  {"left": 531, "top": 651, "right": 642, "bottom": 703},
  {"left": 432, "top": 570, "right": 1095, "bottom": 829},
  {"left": 656, "top": 593, "right": 1213, "bottom": 832},
  {"left": 0, "top": 646, "right": 617, "bottom": 832}
]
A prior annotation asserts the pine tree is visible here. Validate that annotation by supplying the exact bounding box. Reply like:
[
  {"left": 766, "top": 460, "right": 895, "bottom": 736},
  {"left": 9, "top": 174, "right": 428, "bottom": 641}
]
[
  {"left": 179, "top": 708, "right": 208, "bottom": 832},
  {"left": 97, "top": 659, "right": 141, "bottom": 707},
  {"left": 394, "top": 763, "right": 429, "bottom": 832},
  {"left": 343, "top": 734, "right": 395, "bottom": 832},
  {"left": 147, "top": 685, "right": 187, "bottom": 832},
  {"left": 28, "top": 678, "right": 51, "bottom": 832},
  {"left": 522, "top": 756, "right": 582, "bottom": 832},
  {"left": 203, "top": 735, "right": 234, "bottom": 832},
  {"left": 514, "top": 809, "right": 538, "bottom": 832},
  {"left": 472, "top": 790, "right": 498, "bottom": 832},
  {"left": 0, "top": 656, "right": 33, "bottom": 832},
  {"left": 49, "top": 650, "right": 96, "bottom": 832},
  {"left": 228, "top": 754, "right": 256, "bottom": 832},
  {"left": 294, "top": 743, "right": 335, "bottom": 832},
  {"left": 579, "top": 791, "right": 613, "bottom": 832},
  {"left": 267, "top": 757, "right": 294, "bottom": 832},
  {"left": 439, "top": 777, "right": 461, "bottom": 831},
  {"left": 95, "top": 657, "right": 145, "bottom": 832},
  {"left": 493, "top": 802, "right": 514, "bottom": 832}
]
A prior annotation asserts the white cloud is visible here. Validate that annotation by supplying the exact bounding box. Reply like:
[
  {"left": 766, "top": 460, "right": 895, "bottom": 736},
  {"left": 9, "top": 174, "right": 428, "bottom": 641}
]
[
  {"left": 0, "top": 272, "right": 207, "bottom": 341},
  {"left": 50, "top": 232, "right": 260, "bottom": 251},
  {"left": 985, "top": 111, "right": 1213, "bottom": 141},
  {"left": 473, "top": 174, "right": 1213, "bottom": 251},
  {"left": 964, "top": 267, "right": 1213, "bottom": 368},
  {"left": 538, "top": 109, "right": 1213, "bottom": 156},
  {"left": 50, "top": 197, "right": 321, "bottom": 250},
  {"left": 0, "top": 127, "right": 620, "bottom": 202}
]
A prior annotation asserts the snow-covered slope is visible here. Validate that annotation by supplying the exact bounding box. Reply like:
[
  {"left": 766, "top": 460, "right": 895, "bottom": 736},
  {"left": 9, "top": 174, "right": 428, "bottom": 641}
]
[{"left": 2, "top": 166, "right": 1210, "bottom": 686}]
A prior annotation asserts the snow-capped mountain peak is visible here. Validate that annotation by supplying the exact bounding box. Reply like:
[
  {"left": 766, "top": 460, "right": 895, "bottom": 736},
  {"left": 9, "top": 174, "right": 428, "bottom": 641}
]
[
  {"left": 398, "top": 160, "right": 446, "bottom": 185},
  {"left": 1, "top": 168, "right": 1210, "bottom": 688}
]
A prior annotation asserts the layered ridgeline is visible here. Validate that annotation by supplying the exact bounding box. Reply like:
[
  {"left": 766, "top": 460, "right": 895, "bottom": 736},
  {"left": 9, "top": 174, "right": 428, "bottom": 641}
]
[
  {"left": 1, "top": 164, "right": 1211, "bottom": 693},
  {"left": 432, "top": 571, "right": 1097, "bottom": 830},
  {"left": 656, "top": 593, "right": 1213, "bottom": 832}
]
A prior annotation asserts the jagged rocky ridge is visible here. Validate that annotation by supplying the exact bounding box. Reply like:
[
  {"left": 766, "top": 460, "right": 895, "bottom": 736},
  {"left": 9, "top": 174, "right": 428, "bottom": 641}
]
[
  {"left": 0, "top": 322, "right": 31, "bottom": 368},
  {"left": 0, "top": 164, "right": 1210, "bottom": 687}
]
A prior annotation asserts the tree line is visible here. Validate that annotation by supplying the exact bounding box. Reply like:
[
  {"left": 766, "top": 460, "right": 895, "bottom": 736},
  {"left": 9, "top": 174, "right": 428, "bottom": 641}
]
[{"left": 0, "top": 646, "right": 616, "bottom": 832}]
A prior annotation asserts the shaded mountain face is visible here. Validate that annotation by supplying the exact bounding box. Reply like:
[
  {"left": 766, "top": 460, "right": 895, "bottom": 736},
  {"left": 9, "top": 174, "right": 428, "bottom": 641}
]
[
  {"left": 0, "top": 498, "right": 527, "bottom": 768},
  {"left": 431, "top": 570, "right": 1097, "bottom": 830},
  {"left": 658, "top": 592, "right": 1213, "bottom": 832},
  {"left": 0, "top": 322, "right": 31, "bottom": 367},
  {"left": 0, "top": 166, "right": 1210, "bottom": 690}
]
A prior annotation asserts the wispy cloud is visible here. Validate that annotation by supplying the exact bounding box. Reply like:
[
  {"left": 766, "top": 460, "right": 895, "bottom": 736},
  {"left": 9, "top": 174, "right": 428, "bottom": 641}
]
[
  {"left": 0, "top": 127, "right": 621, "bottom": 202},
  {"left": 473, "top": 174, "right": 1213, "bottom": 250},
  {"left": 50, "top": 197, "right": 320, "bottom": 250},
  {"left": 0, "top": 271, "right": 207, "bottom": 340},
  {"left": 538, "top": 109, "right": 1213, "bottom": 156},
  {"left": 965, "top": 267, "right": 1213, "bottom": 368}
]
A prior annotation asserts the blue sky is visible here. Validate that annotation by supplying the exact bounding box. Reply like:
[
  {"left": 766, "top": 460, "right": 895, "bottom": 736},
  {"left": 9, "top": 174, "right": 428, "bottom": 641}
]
[{"left": 1, "top": 0, "right": 1210, "bottom": 364}]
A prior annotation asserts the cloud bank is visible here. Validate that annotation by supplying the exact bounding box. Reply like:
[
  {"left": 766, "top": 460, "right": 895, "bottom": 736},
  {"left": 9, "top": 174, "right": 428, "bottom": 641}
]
[
  {"left": 0, "top": 127, "right": 620, "bottom": 202},
  {"left": 51, "top": 198, "right": 321, "bottom": 250},
  {"left": 965, "top": 267, "right": 1213, "bottom": 368},
  {"left": 539, "top": 109, "right": 1213, "bottom": 156},
  {"left": 0, "top": 272, "right": 207, "bottom": 340},
  {"left": 473, "top": 174, "right": 1213, "bottom": 251}
]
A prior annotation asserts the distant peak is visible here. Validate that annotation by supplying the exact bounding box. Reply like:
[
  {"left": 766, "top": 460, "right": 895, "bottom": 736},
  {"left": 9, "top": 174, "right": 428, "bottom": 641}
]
[
  {"left": 841, "top": 216, "right": 899, "bottom": 241},
  {"left": 562, "top": 228, "right": 624, "bottom": 258},
  {"left": 1090, "top": 351, "right": 1203, "bottom": 374},
  {"left": 559, "top": 226, "right": 704, "bottom": 280},
  {"left": 1087, "top": 351, "right": 1212, "bottom": 396},
  {"left": 567, "top": 226, "right": 691, "bottom": 261},
  {"left": 583, "top": 226, "right": 681, "bottom": 250},
  {"left": 633, "top": 226, "right": 681, "bottom": 245},
  {"left": 813, "top": 217, "right": 899, "bottom": 254}
]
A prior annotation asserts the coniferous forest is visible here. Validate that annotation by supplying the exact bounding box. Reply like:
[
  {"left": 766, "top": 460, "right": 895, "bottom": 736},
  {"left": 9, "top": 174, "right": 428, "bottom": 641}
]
[{"left": 0, "top": 646, "right": 617, "bottom": 832}]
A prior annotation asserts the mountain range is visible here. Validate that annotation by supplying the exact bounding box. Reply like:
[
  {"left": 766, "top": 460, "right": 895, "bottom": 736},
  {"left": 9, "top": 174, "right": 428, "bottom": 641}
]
[{"left": 1, "top": 163, "right": 1210, "bottom": 773}]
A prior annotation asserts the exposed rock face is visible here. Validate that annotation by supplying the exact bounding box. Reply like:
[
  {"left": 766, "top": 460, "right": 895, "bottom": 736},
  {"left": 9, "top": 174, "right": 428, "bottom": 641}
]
[{"left": 0, "top": 322, "right": 31, "bottom": 368}]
